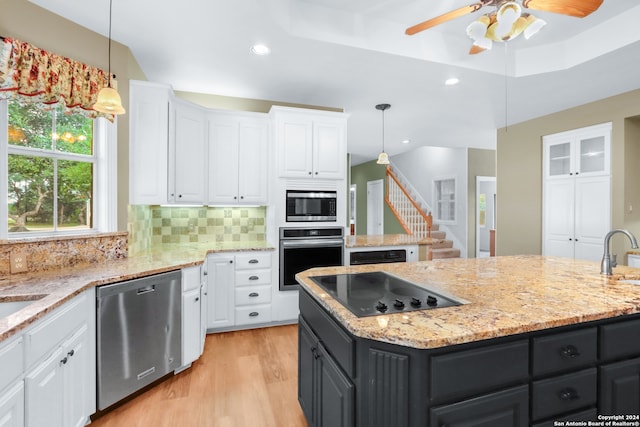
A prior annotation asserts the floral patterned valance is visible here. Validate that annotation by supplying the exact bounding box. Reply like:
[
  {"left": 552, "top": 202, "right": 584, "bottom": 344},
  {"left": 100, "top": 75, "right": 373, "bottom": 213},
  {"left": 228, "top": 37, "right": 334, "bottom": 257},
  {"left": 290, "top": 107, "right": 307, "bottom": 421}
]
[{"left": 0, "top": 37, "right": 113, "bottom": 121}]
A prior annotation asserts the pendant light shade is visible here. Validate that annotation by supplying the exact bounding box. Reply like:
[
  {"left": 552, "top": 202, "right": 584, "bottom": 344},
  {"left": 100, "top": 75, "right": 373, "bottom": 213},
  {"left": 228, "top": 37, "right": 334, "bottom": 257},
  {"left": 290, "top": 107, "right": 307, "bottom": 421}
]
[
  {"left": 93, "top": 0, "right": 125, "bottom": 115},
  {"left": 375, "top": 103, "right": 390, "bottom": 165}
]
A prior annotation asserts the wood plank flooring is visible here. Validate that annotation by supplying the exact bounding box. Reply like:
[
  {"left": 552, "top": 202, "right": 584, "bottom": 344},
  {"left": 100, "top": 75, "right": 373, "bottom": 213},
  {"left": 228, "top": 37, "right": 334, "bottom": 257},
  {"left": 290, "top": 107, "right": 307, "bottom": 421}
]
[{"left": 91, "top": 324, "right": 308, "bottom": 427}]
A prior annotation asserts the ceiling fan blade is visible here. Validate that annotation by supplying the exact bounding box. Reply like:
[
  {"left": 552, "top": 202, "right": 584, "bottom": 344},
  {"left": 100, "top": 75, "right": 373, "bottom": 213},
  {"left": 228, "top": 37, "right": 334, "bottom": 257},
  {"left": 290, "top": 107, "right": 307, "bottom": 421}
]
[
  {"left": 469, "top": 44, "right": 488, "bottom": 55},
  {"left": 405, "top": 2, "right": 487, "bottom": 36},
  {"left": 522, "top": 0, "right": 603, "bottom": 18}
]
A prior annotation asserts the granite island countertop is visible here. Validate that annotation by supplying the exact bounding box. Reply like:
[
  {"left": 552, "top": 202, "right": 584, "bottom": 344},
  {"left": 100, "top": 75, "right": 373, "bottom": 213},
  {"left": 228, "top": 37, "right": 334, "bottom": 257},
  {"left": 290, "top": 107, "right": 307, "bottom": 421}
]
[
  {"left": 0, "top": 240, "right": 275, "bottom": 342},
  {"left": 295, "top": 255, "right": 640, "bottom": 349},
  {"left": 345, "top": 234, "right": 443, "bottom": 248}
]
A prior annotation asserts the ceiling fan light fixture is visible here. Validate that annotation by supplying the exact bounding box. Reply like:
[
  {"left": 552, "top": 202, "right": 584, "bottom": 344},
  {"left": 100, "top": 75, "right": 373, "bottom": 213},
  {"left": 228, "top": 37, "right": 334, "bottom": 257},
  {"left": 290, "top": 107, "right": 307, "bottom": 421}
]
[
  {"left": 494, "top": 1, "right": 522, "bottom": 40},
  {"left": 524, "top": 15, "right": 547, "bottom": 39}
]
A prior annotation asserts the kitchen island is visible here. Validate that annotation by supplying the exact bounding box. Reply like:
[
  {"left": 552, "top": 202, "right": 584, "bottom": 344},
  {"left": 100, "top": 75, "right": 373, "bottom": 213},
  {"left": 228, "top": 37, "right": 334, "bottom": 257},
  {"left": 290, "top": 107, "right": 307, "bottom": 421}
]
[{"left": 295, "top": 255, "right": 640, "bottom": 427}]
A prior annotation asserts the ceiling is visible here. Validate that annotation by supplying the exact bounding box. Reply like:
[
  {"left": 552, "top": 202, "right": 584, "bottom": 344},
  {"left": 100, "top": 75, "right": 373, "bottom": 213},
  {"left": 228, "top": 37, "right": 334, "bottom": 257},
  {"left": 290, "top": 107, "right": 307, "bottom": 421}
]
[{"left": 30, "top": 0, "right": 640, "bottom": 164}]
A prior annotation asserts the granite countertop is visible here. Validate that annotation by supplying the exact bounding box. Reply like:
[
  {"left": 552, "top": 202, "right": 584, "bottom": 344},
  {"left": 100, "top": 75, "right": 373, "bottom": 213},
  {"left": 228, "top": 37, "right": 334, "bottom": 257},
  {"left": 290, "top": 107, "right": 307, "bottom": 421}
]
[
  {"left": 295, "top": 255, "right": 640, "bottom": 350},
  {"left": 0, "top": 241, "right": 274, "bottom": 343},
  {"left": 345, "top": 234, "right": 443, "bottom": 248}
]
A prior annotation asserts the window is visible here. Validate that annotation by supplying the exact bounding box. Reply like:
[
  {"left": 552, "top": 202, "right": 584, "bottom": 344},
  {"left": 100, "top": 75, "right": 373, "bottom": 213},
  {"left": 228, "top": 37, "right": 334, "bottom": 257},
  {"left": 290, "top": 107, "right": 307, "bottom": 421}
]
[
  {"left": 434, "top": 177, "right": 456, "bottom": 223},
  {"left": 1, "top": 100, "right": 117, "bottom": 238}
]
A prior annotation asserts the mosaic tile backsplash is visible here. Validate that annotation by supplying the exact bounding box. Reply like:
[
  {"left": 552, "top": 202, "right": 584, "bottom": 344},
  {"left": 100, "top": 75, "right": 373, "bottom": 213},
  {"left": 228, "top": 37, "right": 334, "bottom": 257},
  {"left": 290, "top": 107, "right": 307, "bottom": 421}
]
[{"left": 128, "top": 205, "right": 267, "bottom": 252}]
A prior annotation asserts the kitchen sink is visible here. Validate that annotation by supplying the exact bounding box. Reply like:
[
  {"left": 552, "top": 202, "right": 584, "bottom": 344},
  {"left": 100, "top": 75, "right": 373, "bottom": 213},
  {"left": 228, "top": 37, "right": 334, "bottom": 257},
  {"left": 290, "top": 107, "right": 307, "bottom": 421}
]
[
  {"left": 616, "top": 279, "right": 640, "bottom": 286},
  {"left": 0, "top": 296, "right": 45, "bottom": 319}
]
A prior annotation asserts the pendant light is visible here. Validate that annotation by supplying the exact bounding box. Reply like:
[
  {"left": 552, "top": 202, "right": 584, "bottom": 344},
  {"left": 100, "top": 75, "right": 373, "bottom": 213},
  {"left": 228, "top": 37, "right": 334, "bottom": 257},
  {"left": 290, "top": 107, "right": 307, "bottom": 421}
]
[
  {"left": 93, "top": 0, "right": 126, "bottom": 115},
  {"left": 376, "top": 103, "right": 390, "bottom": 165}
]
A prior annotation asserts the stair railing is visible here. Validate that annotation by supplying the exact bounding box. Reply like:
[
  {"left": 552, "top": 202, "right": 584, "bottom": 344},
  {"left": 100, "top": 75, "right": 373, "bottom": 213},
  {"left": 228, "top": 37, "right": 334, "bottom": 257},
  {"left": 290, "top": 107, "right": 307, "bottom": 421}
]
[{"left": 385, "top": 166, "right": 432, "bottom": 237}]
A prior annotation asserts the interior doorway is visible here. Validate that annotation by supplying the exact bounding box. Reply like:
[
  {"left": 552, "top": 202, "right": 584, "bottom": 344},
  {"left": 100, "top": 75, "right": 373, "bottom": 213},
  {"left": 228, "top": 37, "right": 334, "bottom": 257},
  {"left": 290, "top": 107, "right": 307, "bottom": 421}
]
[
  {"left": 476, "top": 176, "right": 496, "bottom": 258},
  {"left": 367, "top": 179, "right": 384, "bottom": 235}
]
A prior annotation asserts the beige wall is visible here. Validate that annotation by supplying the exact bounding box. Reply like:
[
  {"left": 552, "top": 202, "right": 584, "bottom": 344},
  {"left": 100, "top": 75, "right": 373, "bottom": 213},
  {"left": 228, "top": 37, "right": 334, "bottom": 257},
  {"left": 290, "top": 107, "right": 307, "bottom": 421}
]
[
  {"left": 467, "top": 148, "right": 496, "bottom": 258},
  {"left": 497, "top": 88, "right": 640, "bottom": 259},
  {"left": 1, "top": 0, "right": 146, "bottom": 231}
]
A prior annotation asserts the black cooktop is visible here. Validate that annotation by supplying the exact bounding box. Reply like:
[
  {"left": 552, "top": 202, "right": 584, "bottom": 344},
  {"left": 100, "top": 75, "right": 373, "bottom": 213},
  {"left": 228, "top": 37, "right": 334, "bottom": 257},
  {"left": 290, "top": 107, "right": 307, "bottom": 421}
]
[{"left": 310, "top": 271, "right": 462, "bottom": 317}]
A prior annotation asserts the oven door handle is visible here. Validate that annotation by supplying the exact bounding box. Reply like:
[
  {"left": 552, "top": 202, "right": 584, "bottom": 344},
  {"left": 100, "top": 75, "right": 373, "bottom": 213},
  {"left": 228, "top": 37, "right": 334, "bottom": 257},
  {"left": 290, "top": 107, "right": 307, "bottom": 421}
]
[{"left": 281, "top": 239, "right": 344, "bottom": 248}]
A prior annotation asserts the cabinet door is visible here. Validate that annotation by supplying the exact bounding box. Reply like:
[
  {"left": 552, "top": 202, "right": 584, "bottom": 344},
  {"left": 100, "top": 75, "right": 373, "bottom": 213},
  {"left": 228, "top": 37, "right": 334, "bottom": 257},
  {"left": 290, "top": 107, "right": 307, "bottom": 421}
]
[
  {"left": 238, "top": 119, "right": 268, "bottom": 204},
  {"left": 600, "top": 357, "right": 640, "bottom": 415},
  {"left": 62, "top": 324, "right": 93, "bottom": 427},
  {"left": 0, "top": 381, "right": 24, "bottom": 427},
  {"left": 576, "top": 130, "right": 610, "bottom": 176},
  {"left": 313, "top": 120, "right": 345, "bottom": 180},
  {"left": 298, "top": 318, "right": 316, "bottom": 425},
  {"left": 25, "top": 348, "right": 64, "bottom": 427},
  {"left": 543, "top": 178, "right": 575, "bottom": 258},
  {"left": 200, "top": 262, "right": 209, "bottom": 352},
  {"left": 316, "top": 342, "right": 354, "bottom": 427},
  {"left": 544, "top": 139, "right": 573, "bottom": 179},
  {"left": 171, "top": 101, "right": 207, "bottom": 203},
  {"left": 182, "top": 288, "right": 201, "bottom": 367},
  {"left": 208, "top": 117, "right": 240, "bottom": 204},
  {"left": 207, "top": 255, "right": 235, "bottom": 329},
  {"left": 574, "top": 176, "right": 610, "bottom": 261},
  {"left": 430, "top": 385, "right": 528, "bottom": 427},
  {"left": 278, "top": 117, "right": 313, "bottom": 178},
  {"left": 129, "top": 81, "right": 170, "bottom": 204}
]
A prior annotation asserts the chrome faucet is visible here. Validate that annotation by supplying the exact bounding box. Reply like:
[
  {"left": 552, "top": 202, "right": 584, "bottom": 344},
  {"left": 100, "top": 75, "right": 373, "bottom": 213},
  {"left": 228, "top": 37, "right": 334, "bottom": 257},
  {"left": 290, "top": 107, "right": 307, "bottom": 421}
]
[{"left": 601, "top": 229, "right": 639, "bottom": 275}]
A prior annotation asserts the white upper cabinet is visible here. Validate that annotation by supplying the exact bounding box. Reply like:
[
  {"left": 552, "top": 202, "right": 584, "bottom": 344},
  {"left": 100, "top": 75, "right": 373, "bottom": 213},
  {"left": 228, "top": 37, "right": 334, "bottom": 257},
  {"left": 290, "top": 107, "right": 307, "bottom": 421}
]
[
  {"left": 170, "top": 99, "right": 207, "bottom": 204},
  {"left": 543, "top": 122, "right": 611, "bottom": 179},
  {"left": 129, "top": 81, "right": 170, "bottom": 205},
  {"left": 208, "top": 112, "right": 269, "bottom": 205},
  {"left": 272, "top": 107, "right": 347, "bottom": 180}
]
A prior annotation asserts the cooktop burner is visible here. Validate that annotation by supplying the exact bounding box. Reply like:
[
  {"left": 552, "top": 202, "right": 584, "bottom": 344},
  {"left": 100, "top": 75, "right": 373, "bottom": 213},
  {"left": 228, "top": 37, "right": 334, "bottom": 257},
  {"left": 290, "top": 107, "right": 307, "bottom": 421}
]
[{"left": 310, "top": 271, "right": 462, "bottom": 317}]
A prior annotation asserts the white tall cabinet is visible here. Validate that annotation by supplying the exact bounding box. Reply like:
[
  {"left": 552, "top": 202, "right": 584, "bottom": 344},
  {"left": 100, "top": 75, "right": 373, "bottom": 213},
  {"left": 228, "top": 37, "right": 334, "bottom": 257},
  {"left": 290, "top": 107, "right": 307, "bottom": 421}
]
[{"left": 543, "top": 123, "right": 612, "bottom": 261}]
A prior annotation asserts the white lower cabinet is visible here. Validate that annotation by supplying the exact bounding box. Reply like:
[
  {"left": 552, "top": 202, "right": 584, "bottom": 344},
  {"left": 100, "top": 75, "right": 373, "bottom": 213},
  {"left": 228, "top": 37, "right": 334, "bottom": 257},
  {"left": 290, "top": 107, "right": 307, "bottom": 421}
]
[
  {"left": 181, "top": 265, "right": 204, "bottom": 369},
  {"left": 0, "top": 381, "right": 24, "bottom": 427},
  {"left": 207, "top": 252, "right": 273, "bottom": 331},
  {"left": 24, "top": 290, "right": 95, "bottom": 427}
]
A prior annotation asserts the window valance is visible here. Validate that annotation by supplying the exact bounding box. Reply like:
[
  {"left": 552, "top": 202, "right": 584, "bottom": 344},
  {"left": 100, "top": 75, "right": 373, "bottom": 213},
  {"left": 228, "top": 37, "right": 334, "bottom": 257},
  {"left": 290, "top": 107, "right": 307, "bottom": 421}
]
[{"left": 0, "top": 37, "right": 113, "bottom": 121}]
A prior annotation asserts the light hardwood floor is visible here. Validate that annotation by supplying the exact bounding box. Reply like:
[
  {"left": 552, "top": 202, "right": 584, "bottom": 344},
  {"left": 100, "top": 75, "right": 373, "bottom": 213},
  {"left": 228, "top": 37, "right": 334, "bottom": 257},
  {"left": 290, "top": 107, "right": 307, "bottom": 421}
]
[{"left": 91, "top": 324, "right": 308, "bottom": 427}]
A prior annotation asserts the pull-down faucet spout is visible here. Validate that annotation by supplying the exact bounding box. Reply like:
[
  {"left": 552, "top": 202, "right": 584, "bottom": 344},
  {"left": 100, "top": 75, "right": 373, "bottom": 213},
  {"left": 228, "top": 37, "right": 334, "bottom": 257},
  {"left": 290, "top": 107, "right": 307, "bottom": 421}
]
[{"left": 601, "top": 229, "right": 639, "bottom": 275}]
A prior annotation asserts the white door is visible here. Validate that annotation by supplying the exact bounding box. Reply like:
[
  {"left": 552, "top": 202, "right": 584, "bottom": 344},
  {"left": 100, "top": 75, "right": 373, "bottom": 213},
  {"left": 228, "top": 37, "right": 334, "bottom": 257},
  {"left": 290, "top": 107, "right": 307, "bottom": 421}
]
[
  {"left": 476, "top": 177, "right": 496, "bottom": 258},
  {"left": 543, "top": 178, "right": 575, "bottom": 258},
  {"left": 367, "top": 180, "right": 384, "bottom": 235},
  {"left": 574, "top": 176, "right": 610, "bottom": 261}
]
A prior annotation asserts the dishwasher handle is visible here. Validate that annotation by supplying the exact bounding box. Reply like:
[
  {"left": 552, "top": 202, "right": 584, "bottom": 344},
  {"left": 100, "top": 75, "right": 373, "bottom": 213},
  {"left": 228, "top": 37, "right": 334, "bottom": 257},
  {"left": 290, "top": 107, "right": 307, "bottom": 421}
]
[{"left": 137, "top": 285, "right": 156, "bottom": 295}]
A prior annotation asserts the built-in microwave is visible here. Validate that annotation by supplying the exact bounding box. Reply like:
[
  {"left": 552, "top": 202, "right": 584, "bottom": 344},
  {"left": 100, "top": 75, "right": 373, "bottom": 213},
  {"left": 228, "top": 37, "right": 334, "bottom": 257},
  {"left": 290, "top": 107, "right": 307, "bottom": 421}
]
[{"left": 286, "top": 190, "right": 337, "bottom": 222}]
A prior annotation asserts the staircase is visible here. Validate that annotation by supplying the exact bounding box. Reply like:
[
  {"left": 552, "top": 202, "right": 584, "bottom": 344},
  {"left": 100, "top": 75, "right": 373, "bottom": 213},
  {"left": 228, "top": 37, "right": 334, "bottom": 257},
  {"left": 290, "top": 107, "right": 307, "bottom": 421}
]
[{"left": 385, "top": 165, "right": 460, "bottom": 260}]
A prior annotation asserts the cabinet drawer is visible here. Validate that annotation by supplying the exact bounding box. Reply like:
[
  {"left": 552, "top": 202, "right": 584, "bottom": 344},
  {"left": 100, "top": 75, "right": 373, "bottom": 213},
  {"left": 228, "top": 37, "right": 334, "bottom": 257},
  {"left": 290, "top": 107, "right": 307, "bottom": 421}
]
[
  {"left": 235, "top": 269, "right": 271, "bottom": 286},
  {"left": 532, "top": 408, "right": 598, "bottom": 427},
  {"left": 235, "top": 305, "right": 272, "bottom": 326},
  {"left": 430, "top": 340, "right": 529, "bottom": 403},
  {"left": 0, "top": 336, "right": 23, "bottom": 392},
  {"left": 532, "top": 327, "right": 597, "bottom": 376},
  {"left": 25, "top": 292, "right": 89, "bottom": 368},
  {"left": 235, "top": 253, "right": 271, "bottom": 270},
  {"left": 531, "top": 368, "right": 597, "bottom": 421},
  {"left": 600, "top": 318, "right": 640, "bottom": 361},
  {"left": 235, "top": 285, "right": 271, "bottom": 306},
  {"left": 299, "top": 290, "right": 355, "bottom": 377}
]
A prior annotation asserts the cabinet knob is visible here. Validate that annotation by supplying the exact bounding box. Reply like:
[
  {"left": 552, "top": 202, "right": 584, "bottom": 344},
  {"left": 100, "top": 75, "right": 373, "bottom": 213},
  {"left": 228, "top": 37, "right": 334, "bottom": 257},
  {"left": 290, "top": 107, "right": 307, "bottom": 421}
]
[
  {"left": 311, "top": 347, "right": 320, "bottom": 360},
  {"left": 234, "top": 196, "right": 237, "bottom": 200},
  {"left": 249, "top": 292, "right": 259, "bottom": 297},
  {"left": 249, "top": 311, "right": 259, "bottom": 317},
  {"left": 314, "top": 171, "right": 318, "bottom": 175},
  {"left": 558, "top": 387, "right": 580, "bottom": 401},
  {"left": 560, "top": 345, "right": 581, "bottom": 359},
  {"left": 178, "top": 194, "right": 182, "bottom": 198},
  {"left": 195, "top": 297, "right": 199, "bottom": 302},
  {"left": 60, "top": 357, "right": 68, "bottom": 365},
  {"left": 308, "top": 171, "right": 312, "bottom": 175},
  {"left": 240, "top": 196, "right": 244, "bottom": 200},
  {"left": 68, "top": 349, "right": 75, "bottom": 357}
]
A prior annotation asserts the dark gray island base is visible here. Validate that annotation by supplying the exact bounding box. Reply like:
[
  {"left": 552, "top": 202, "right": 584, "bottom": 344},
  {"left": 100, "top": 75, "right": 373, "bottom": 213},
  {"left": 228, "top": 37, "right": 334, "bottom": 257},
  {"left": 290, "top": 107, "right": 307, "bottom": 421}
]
[{"left": 298, "top": 289, "right": 640, "bottom": 427}]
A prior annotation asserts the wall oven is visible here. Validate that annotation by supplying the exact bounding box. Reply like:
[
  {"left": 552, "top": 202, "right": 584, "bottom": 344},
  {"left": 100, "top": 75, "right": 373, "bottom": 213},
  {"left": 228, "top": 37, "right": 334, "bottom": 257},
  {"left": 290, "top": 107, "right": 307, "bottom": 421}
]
[
  {"left": 279, "top": 227, "right": 344, "bottom": 291},
  {"left": 286, "top": 190, "right": 337, "bottom": 222}
]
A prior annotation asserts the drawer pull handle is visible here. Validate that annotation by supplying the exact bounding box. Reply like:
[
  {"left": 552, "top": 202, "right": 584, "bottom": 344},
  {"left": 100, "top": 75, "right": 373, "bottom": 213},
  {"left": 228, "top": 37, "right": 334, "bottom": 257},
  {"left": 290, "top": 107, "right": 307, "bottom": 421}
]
[
  {"left": 249, "top": 275, "right": 259, "bottom": 281},
  {"left": 560, "top": 345, "right": 580, "bottom": 358},
  {"left": 248, "top": 259, "right": 259, "bottom": 264},
  {"left": 249, "top": 312, "right": 259, "bottom": 317},
  {"left": 249, "top": 292, "right": 259, "bottom": 297},
  {"left": 558, "top": 387, "right": 580, "bottom": 401}
]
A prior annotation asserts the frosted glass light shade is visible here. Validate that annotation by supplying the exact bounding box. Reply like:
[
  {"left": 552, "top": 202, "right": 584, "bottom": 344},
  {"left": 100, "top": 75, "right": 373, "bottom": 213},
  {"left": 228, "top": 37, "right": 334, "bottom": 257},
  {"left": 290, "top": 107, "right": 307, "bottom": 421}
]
[
  {"left": 377, "top": 152, "right": 390, "bottom": 165},
  {"left": 93, "top": 86, "right": 126, "bottom": 115}
]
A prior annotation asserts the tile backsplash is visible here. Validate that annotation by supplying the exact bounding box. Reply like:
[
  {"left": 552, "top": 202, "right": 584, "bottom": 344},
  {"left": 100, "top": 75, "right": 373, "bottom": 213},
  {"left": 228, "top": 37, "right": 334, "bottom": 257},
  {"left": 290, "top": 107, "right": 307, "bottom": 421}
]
[{"left": 128, "top": 205, "right": 267, "bottom": 252}]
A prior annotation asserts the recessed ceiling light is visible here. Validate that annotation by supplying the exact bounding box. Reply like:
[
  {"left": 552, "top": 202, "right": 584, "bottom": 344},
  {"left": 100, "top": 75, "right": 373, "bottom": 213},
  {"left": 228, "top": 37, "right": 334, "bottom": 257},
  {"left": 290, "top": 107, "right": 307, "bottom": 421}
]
[
  {"left": 251, "top": 44, "right": 270, "bottom": 55},
  {"left": 445, "top": 77, "right": 459, "bottom": 86},
  {"left": 402, "top": 140, "right": 410, "bottom": 144}
]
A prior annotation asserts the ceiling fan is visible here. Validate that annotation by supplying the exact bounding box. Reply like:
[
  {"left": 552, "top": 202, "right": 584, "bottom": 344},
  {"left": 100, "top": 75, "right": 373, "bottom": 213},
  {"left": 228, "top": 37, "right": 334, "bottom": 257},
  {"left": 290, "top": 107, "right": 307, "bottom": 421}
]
[{"left": 405, "top": 0, "right": 604, "bottom": 54}]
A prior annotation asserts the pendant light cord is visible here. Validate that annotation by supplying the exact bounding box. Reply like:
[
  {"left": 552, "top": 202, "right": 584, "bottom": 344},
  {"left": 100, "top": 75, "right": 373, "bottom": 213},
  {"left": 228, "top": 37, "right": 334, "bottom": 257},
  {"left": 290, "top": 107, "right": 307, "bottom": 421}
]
[
  {"left": 381, "top": 108, "right": 385, "bottom": 152},
  {"left": 107, "top": 0, "right": 113, "bottom": 87}
]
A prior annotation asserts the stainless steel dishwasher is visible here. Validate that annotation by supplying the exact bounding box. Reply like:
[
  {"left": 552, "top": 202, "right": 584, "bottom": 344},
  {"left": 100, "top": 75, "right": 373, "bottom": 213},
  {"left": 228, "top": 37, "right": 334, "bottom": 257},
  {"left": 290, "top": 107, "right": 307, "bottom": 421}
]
[{"left": 96, "top": 270, "right": 182, "bottom": 410}]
